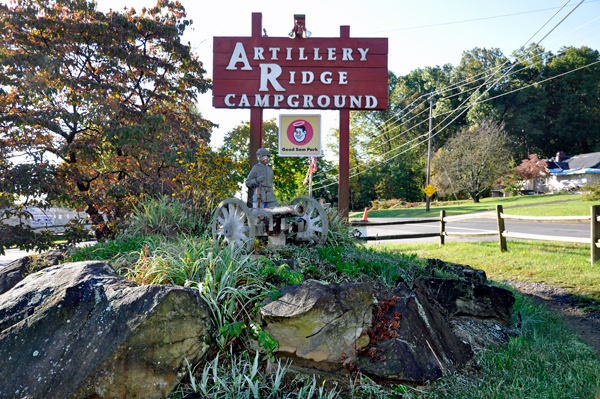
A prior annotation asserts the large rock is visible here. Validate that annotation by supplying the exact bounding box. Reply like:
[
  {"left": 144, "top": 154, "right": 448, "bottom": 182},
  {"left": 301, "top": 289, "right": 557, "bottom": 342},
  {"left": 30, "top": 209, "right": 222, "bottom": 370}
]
[
  {"left": 357, "top": 284, "right": 473, "bottom": 382},
  {"left": 0, "top": 257, "right": 30, "bottom": 295},
  {"left": 417, "top": 278, "right": 515, "bottom": 323},
  {"left": 259, "top": 280, "right": 374, "bottom": 363},
  {"left": 0, "top": 250, "right": 66, "bottom": 295},
  {"left": 0, "top": 261, "right": 212, "bottom": 399}
]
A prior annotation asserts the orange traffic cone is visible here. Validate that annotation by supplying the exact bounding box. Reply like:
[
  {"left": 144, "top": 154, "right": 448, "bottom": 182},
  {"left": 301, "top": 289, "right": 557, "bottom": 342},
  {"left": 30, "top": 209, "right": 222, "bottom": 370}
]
[{"left": 362, "top": 207, "right": 368, "bottom": 222}]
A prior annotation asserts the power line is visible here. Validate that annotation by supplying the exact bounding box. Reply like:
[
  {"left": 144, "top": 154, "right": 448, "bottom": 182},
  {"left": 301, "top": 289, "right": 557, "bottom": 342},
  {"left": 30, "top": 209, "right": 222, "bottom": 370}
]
[
  {"left": 368, "top": 2, "right": 600, "bottom": 135},
  {"left": 315, "top": 1, "right": 591, "bottom": 187},
  {"left": 314, "top": 56, "right": 600, "bottom": 191},
  {"left": 314, "top": 1, "right": 590, "bottom": 191},
  {"left": 360, "top": 0, "right": 599, "bottom": 35}
]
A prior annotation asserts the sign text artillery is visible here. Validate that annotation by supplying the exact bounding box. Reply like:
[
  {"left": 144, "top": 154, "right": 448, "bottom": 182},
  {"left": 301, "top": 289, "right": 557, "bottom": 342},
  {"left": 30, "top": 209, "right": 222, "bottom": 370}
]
[{"left": 213, "top": 37, "right": 388, "bottom": 111}]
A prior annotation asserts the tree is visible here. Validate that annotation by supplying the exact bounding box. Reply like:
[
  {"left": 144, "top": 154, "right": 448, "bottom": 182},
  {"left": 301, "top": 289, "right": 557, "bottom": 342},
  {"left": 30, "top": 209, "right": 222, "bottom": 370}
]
[
  {"left": 0, "top": 0, "right": 213, "bottom": 241},
  {"left": 431, "top": 119, "right": 512, "bottom": 203},
  {"left": 220, "top": 119, "right": 335, "bottom": 204},
  {"left": 516, "top": 154, "right": 548, "bottom": 180}
]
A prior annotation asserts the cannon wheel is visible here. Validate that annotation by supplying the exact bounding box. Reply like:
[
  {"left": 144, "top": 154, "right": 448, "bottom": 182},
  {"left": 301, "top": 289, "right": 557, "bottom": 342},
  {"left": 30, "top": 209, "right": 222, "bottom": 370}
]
[
  {"left": 212, "top": 198, "right": 255, "bottom": 251},
  {"left": 291, "top": 196, "right": 329, "bottom": 245}
]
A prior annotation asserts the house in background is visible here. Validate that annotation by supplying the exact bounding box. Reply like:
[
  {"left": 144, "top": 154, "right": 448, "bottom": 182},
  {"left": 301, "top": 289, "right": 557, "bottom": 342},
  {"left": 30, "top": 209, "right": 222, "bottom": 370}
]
[{"left": 544, "top": 151, "right": 600, "bottom": 192}]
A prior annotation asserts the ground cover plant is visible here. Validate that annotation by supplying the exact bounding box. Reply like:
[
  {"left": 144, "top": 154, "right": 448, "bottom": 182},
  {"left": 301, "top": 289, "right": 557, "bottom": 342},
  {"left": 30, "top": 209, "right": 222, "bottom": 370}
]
[{"left": 62, "top": 196, "right": 600, "bottom": 398}]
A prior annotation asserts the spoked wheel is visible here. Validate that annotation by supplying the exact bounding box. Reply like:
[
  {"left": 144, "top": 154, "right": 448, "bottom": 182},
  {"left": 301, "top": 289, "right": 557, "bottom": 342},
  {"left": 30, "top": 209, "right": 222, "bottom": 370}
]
[
  {"left": 291, "top": 196, "right": 329, "bottom": 245},
  {"left": 212, "top": 198, "right": 255, "bottom": 251}
]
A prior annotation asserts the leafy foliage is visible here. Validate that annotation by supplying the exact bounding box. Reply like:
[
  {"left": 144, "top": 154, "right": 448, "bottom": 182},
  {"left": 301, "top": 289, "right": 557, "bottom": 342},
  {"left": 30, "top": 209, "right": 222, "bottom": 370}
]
[
  {"left": 582, "top": 180, "right": 600, "bottom": 201},
  {"left": 516, "top": 154, "right": 549, "bottom": 180},
  {"left": 0, "top": 0, "right": 213, "bottom": 242},
  {"left": 431, "top": 119, "right": 512, "bottom": 202},
  {"left": 221, "top": 118, "right": 336, "bottom": 204},
  {"left": 342, "top": 45, "right": 600, "bottom": 209}
]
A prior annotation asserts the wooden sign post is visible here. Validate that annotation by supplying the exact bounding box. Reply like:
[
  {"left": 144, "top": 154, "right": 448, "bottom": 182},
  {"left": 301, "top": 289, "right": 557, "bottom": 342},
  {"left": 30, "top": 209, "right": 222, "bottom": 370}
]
[{"left": 213, "top": 13, "right": 388, "bottom": 218}]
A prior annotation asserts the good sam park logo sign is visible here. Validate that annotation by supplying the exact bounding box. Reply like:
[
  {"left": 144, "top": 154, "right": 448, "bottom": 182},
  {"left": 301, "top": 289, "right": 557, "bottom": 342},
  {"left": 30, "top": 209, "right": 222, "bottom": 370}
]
[
  {"left": 212, "top": 34, "right": 388, "bottom": 110},
  {"left": 279, "top": 115, "right": 321, "bottom": 156}
]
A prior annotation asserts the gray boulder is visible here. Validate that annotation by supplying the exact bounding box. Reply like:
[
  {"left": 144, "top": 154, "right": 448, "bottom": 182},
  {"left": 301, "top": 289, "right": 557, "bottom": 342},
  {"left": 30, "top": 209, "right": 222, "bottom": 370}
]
[
  {"left": 0, "top": 261, "right": 212, "bottom": 399},
  {"left": 260, "top": 280, "right": 374, "bottom": 364},
  {"left": 449, "top": 316, "right": 518, "bottom": 351},
  {"left": 417, "top": 278, "right": 515, "bottom": 323},
  {"left": 357, "top": 284, "right": 473, "bottom": 382},
  {"left": 0, "top": 257, "right": 30, "bottom": 295}
]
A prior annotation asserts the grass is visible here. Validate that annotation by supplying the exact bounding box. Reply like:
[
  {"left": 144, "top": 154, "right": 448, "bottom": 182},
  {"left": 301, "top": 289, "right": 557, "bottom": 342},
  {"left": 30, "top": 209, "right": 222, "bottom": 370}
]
[
  {"left": 416, "top": 294, "right": 600, "bottom": 399},
  {"left": 67, "top": 234, "right": 600, "bottom": 399},
  {"left": 378, "top": 241, "right": 600, "bottom": 304},
  {"left": 64, "top": 194, "right": 600, "bottom": 399},
  {"left": 349, "top": 193, "right": 588, "bottom": 219},
  {"left": 507, "top": 198, "right": 600, "bottom": 216}
]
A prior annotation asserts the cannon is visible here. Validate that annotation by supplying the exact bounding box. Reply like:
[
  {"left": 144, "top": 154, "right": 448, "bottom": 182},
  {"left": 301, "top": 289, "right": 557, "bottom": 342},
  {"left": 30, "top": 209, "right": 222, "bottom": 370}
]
[{"left": 212, "top": 196, "right": 329, "bottom": 251}]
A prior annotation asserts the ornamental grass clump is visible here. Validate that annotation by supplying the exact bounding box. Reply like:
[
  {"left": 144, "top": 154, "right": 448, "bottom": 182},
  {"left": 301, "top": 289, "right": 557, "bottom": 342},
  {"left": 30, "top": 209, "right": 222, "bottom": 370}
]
[{"left": 126, "top": 196, "right": 197, "bottom": 237}]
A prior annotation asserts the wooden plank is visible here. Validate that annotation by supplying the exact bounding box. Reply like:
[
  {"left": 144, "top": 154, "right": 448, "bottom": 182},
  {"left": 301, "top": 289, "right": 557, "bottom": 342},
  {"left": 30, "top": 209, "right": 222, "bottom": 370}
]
[
  {"left": 439, "top": 210, "right": 445, "bottom": 246},
  {"left": 213, "top": 66, "right": 389, "bottom": 82},
  {"left": 445, "top": 231, "right": 497, "bottom": 237},
  {"left": 357, "top": 232, "right": 439, "bottom": 241},
  {"left": 497, "top": 205, "right": 507, "bottom": 251},
  {"left": 501, "top": 232, "right": 590, "bottom": 244},
  {"left": 350, "top": 218, "right": 438, "bottom": 226},
  {"left": 501, "top": 214, "right": 591, "bottom": 222},
  {"left": 592, "top": 205, "right": 600, "bottom": 264},
  {"left": 443, "top": 212, "right": 495, "bottom": 222}
]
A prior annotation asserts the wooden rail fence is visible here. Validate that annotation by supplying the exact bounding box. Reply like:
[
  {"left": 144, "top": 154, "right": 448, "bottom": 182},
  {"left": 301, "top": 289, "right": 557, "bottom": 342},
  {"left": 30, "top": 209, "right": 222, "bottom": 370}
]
[{"left": 351, "top": 205, "right": 600, "bottom": 264}]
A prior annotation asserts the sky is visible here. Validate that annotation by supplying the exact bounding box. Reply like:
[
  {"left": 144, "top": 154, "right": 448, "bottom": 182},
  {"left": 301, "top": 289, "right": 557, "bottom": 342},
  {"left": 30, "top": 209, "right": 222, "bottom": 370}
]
[{"left": 95, "top": 0, "right": 600, "bottom": 153}]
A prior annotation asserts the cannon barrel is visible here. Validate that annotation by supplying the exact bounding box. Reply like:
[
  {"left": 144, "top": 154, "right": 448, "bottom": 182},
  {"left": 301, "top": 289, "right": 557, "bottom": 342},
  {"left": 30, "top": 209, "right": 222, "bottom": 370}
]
[{"left": 251, "top": 204, "right": 305, "bottom": 218}]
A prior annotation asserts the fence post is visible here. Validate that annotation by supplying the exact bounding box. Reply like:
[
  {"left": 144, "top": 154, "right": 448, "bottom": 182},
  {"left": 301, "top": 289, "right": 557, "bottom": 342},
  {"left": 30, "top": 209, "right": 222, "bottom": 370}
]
[
  {"left": 496, "top": 204, "right": 507, "bottom": 251},
  {"left": 592, "top": 205, "right": 600, "bottom": 264},
  {"left": 439, "top": 210, "right": 446, "bottom": 246},
  {"left": 440, "top": 209, "right": 446, "bottom": 247}
]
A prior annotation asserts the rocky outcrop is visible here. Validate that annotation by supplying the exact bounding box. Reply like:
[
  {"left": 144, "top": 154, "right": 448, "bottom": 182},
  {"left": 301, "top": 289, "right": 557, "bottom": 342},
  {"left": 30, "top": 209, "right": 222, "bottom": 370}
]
[
  {"left": 449, "top": 316, "right": 518, "bottom": 350},
  {"left": 0, "top": 256, "right": 30, "bottom": 295},
  {"left": 426, "top": 258, "right": 487, "bottom": 283},
  {"left": 0, "top": 261, "right": 212, "bottom": 399},
  {"left": 0, "top": 250, "right": 67, "bottom": 295},
  {"left": 356, "top": 284, "right": 474, "bottom": 382},
  {"left": 259, "top": 280, "right": 373, "bottom": 363},
  {"left": 417, "top": 278, "right": 515, "bottom": 323}
]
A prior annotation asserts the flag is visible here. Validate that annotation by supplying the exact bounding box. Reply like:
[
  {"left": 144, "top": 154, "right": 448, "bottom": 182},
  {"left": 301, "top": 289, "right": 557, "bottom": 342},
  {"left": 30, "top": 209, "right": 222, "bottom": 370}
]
[{"left": 303, "top": 157, "right": 318, "bottom": 185}]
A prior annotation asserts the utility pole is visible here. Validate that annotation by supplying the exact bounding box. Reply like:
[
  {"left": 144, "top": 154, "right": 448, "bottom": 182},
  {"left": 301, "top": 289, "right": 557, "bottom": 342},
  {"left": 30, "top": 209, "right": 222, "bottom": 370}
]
[{"left": 426, "top": 97, "right": 434, "bottom": 212}]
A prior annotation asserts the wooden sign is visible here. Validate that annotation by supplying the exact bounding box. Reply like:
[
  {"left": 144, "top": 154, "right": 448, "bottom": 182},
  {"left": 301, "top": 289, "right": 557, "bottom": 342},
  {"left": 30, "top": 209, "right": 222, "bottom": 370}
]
[{"left": 213, "top": 37, "right": 388, "bottom": 110}]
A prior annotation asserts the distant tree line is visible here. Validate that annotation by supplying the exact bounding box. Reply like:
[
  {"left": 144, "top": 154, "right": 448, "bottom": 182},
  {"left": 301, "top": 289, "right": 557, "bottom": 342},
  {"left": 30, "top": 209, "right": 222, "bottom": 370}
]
[{"left": 327, "top": 45, "right": 600, "bottom": 209}]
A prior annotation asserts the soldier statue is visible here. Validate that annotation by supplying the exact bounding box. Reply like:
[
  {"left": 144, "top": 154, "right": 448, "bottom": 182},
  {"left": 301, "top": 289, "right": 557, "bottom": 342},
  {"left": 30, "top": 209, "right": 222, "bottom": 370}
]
[{"left": 245, "top": 148, "right": 278, "bottom": 208}]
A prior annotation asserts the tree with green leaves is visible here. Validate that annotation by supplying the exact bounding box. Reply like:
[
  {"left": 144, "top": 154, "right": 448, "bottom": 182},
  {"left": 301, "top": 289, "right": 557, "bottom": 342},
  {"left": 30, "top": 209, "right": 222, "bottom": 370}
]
[
  {"left": 431, "top": 119, "right": 512, "bottom": 203},
  {"left": 0, "top": 0, "right": 213, "bottom": 244},
  {"left": 220, "top": 119, "right": 335, "bottom": 204}
]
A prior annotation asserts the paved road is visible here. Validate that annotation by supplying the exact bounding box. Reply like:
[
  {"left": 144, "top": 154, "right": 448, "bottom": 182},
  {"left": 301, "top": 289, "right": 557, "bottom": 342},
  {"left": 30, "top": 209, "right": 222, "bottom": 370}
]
[
  {"left": 0, "top": 242, "right": 96, "bottom": 267},
  {"left": 356, "top": 215, "right": 590, "bottom": 246}
]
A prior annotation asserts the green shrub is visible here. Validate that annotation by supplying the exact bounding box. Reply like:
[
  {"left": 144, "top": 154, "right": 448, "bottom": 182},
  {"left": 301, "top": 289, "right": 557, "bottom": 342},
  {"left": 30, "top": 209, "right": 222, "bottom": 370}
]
[{"left": 583, "top": 180, "right": 600, "bottom": 201}]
